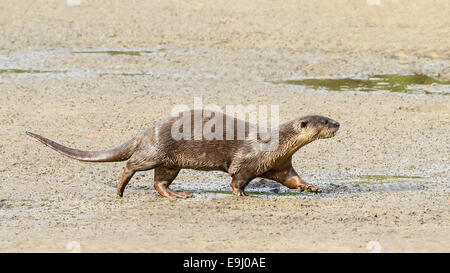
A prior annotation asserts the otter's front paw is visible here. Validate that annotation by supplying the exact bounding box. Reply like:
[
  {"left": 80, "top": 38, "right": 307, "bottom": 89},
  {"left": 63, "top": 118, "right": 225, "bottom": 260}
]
[{"left": 297, "top": 184, "right": 322, "bottom": 193}]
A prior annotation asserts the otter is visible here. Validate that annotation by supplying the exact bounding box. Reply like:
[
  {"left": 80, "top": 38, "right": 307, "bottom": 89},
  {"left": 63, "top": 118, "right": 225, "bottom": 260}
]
[{"left": 26, "top": 110, "right": 339, "bottom": 198}]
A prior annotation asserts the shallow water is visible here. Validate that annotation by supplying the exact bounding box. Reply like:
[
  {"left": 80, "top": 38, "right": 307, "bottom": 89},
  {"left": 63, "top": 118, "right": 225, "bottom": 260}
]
[
  {"left": 202, "top": 189, "right": 307, "bottom": 196},
  {"left": 1, "top": 49, "right": 449, "bottom": 95},
  {"left": 178, "top": 173, "right": 430, "bottom": 200},
  {"left": 0, "top": 49, "right": 173, "bottom": 80},
  {"left": 273, "top": 74, "right": 450, "bottom": 95}
]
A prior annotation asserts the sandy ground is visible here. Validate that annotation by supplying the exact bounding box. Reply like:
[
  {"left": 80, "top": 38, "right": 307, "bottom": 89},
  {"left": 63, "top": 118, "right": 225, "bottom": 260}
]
[{"left": 0, "top": 0, "right": 449, "bottom": 252}]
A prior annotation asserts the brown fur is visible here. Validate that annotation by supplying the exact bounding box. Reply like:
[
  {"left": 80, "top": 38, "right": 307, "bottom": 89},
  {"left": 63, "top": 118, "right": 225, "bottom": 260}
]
[{"left": 27, "top": 110, "right": 340, "bottom": 198}]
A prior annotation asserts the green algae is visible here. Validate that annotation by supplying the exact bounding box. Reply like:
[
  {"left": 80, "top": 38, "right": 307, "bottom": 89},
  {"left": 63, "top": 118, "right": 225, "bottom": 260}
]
[{"left": 273, "top": 74, "right": 450, "bottom": 94}]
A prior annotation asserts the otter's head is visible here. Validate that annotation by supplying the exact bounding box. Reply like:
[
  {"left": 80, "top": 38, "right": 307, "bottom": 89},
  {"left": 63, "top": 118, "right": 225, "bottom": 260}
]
[{"left": 294, "top": 115, "right": 340, "bottom": 140}]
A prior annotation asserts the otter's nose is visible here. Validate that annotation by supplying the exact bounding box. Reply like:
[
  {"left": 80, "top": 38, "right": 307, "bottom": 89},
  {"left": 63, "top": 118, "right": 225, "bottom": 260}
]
[{"left": 331, "top": 121, "right": 340, "bottom": 128}]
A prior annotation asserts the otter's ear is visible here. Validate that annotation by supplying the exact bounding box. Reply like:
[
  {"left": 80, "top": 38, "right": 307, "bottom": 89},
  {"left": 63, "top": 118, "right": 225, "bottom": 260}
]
[{"left": 300, "top": 121, "right": 308, "bottom": 128}]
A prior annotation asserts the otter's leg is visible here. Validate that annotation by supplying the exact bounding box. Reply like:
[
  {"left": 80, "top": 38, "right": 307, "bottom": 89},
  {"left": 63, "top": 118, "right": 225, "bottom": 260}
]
[
  {"left": 117, "top": 153, "right": 163, "bottom": 197},
  {"left": 262, "top": 167, "right": 322, "bottom": 193},
  {"left": 230, "top": 174, "right": 254, "bottom": 196},
  {"left": 154, "top": 167, "right": 192, "bottom": 198},
  {"left": 117, "top": 166, "right": 136, "bottom": 197}
]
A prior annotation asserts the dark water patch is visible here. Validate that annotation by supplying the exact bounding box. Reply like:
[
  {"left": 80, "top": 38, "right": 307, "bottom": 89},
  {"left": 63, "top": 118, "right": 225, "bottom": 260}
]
[
  {"left": 322, "top": 183, "right": 352, "bottom": 194},
  {"left": 72, "top": 50, "right": 153, "bottom": 56},
  {"left": 247, "top": 178, "right": 281, "bottom": 190},
  {"left": 322, "top": 182, "right": 427, "bottom": 195},
  {"left": 273, "top": 74, "right": 450, "bottom": 94},
  {"left": 202, "top": 189, "right": 308, "bottom": 196}
]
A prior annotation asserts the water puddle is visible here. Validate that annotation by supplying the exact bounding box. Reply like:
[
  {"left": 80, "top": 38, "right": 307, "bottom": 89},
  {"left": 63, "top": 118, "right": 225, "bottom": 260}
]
[
  {"left": 2, "top": 49, "right": 449, "bottom": 96},
  {"left": 110, "top": 173, "right": 430, "bottom": 201},
  {"left": 175, "top": 174, "right": 430, "bottom": 200},
  {"left": 273, "top": 74, "right": 450, "bottom": 95},
  {"left": 0, "top": 49, "right": 161, "bottom": 80}
]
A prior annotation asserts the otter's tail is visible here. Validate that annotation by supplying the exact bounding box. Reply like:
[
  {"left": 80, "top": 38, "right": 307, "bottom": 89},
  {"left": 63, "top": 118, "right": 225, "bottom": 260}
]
[{"left": 26, "top": 131, "right": 138, "bottom": 162}]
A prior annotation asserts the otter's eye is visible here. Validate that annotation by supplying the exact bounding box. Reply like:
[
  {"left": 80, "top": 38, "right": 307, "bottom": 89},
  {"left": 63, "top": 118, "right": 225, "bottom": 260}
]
[
  {"left": 300, "top": 121, "right": 308, "bottom": 128},
  {"left": 323, "top": 120, "right": 328, "bottom": 125}
]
